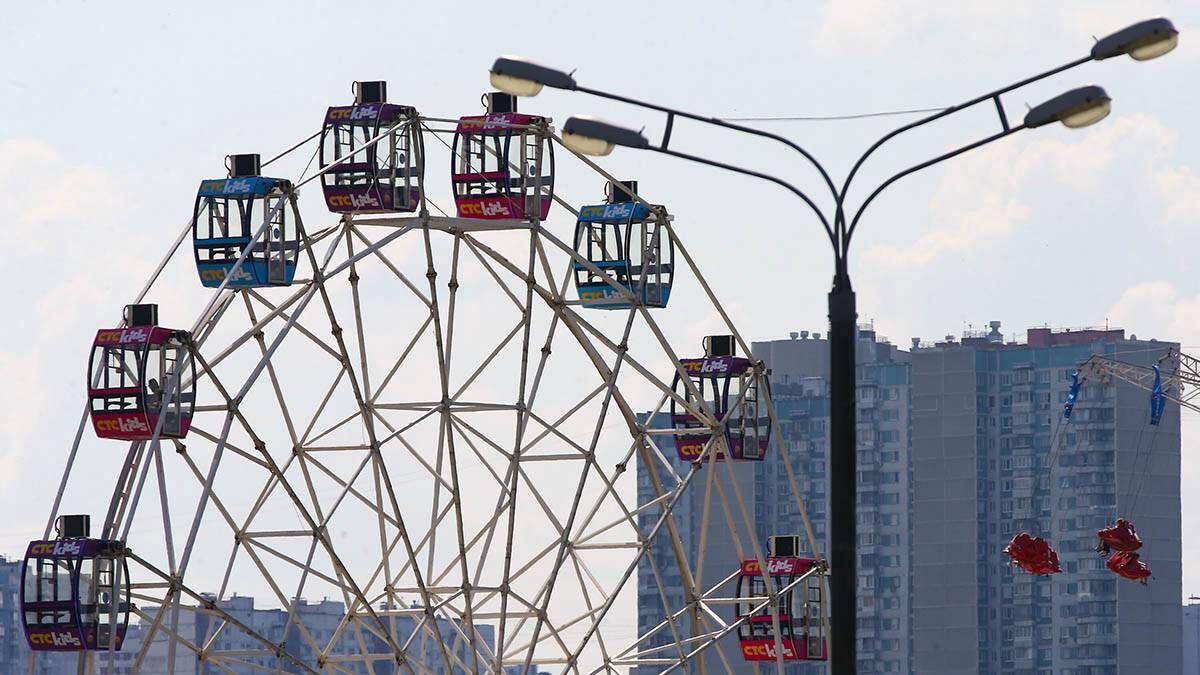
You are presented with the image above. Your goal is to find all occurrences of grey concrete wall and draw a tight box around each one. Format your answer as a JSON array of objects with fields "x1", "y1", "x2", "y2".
[{"x1": 911, "y1": 348, "x2": 980, "y2": 673}]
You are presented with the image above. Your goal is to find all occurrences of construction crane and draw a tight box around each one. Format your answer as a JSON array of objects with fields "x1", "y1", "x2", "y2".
[{"x1": 1077, "y1": 347, "x2": 1200, "y2": 414}]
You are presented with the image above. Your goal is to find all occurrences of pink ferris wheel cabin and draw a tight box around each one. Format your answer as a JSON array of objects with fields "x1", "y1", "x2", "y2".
[
  {"x1": 451, "y1": 92, "x2": 555, "y2": 221},
  {"x1": 319, "y1": 80, "x2": 424, "y2": 215},
  {"x1": 87, "y1": 304, "x2": 195, "y2": 441}
]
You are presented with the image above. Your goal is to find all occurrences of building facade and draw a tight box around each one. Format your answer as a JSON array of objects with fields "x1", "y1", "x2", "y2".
[
  {"x1": 755, "y1": 328, "x2": 914, "y2": 674},
  {"x1": 910, "y1": 326, "x2": 1182, "y2": 674}
]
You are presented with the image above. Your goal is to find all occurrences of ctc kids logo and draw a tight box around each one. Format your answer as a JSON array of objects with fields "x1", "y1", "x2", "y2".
[
  {"x1": 741, "y1": 558, "x2": 800, "y2": 575},
  {"x1": 96, "y1": 328, "x2": 149, "y2": 345},
  {"x1": 459, "y1": 200, "x2": 511, "y2": 217},
  {"x1": 201, "y1": 267, "x2": 254, "y2": 284},
  {"x1": 29, "y1": 630, "x2": 82, "y2": 649},
  {"x1": 682, "y1": 358, "x2": 729, "y2": 375},
  {"x1": 328, "y1": 193, "x2": 381, "y2": 209},
  {"x1": 328, "y1": 105, "x2": 379, "y2": 121},
  {"x1": 30, "y1": 540, "x2": 83, "y2": 556},
  {"x1": 677, "y1": 442, "x2": 706, "y2": 459},
  {"x1": 96, "y1": 416, "x2": 149, "y2": 434},
  {"x1": 741, "y1": 641, "x2": 796, "y2": 660}
]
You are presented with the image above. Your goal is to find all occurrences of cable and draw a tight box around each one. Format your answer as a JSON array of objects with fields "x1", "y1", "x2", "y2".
[
  {"x1": 720, "y1": 107, "x2": 948, "y2": 122},
  {"x1": 1129, "y1": 415, "x2": 1164, "y2": 519}
]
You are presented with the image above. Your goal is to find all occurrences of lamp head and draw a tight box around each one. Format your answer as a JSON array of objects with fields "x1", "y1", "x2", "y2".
[
  {"x1": 1091, "y1": 18, "x2": 1179, "y2": 61},
  {"x1": 1023, "y1": 86, "x2": 1111, "y2": 129},
  {"x1": 490, "y1": 56, "x2": 578, "y2": 97},
  {"x1": 562, "y1": 116, "x2": 650, "y2": 156}
]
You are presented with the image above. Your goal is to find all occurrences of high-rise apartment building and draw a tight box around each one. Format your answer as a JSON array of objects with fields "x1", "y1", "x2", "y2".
[
  {"x1": 910, "y1": 326, "x2": 1181, "y2": 674},
  {"x1": 755, "y1": 328, "x2": 914, "y2": 674}
]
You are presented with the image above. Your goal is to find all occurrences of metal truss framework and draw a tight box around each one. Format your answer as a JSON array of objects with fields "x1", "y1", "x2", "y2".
[
  {"x1": 1079, "y1": 347, "x2": 1200, "y2": 414},
  {"x1": 43, "y1": 114, "x2": 826, "y2": 675}
]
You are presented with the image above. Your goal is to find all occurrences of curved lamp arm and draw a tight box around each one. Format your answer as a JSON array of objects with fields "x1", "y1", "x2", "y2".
[
  {"x1": 644, "y1": 145, "x2": 836, "y2": 254},
  {"x1": 572, "y1": 84, "x2": 840, "y2": 212},
  {"x1": 836, "y1": 56, "x2": 1091, "y2": 245},
  {"x1": 842, "y1": 124, "x2": 1027, "y2": 270}
]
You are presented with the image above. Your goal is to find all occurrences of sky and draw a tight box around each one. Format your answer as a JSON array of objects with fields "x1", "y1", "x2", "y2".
[{"x1": 1, "y1": 0, "x2": 1199, "y2": 642}]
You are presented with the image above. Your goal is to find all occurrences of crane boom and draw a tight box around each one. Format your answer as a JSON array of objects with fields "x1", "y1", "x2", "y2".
[{"x1": 1077, "y1": 347, "x2": 1200, "y2": 415}]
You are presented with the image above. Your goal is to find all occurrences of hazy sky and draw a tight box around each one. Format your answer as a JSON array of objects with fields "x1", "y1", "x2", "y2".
[{"x1": 2, "y1": 0, "x2": 1199, "y2": 612}]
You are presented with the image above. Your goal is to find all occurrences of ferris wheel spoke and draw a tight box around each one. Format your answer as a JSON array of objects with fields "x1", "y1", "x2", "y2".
[
  {"x1": 367, "y1": 408, "x2": 455, "y2": 491},
  {"x1": 303, "y1": 452, "x2": 402, "y2": 529},
  {"x1": 298, "y1": 368, "x2": 348, "y2": 446},
  {"x1": 368, "y1": 313, "x2": 433, "y2": 405},
  {"x1": 241, "y1": 293, "x2": 301, "y2": 445},
  {"x1": 458, "y1": 235, "x2": 529, "y2": 312},
  {"x1": 513, "y1": 295, "x2": 643, "y2": 673},
  {"x1": 200, "y1": 284, "x2": 324, "y2": 371},
  {"x1": 125, "y1": 551, "x2": 322, "y2": 675},
  {"x1": 415, "y1": 220, "x2": 490, "y2": 673},
  {"x1": 447, "y1": 318, "x2": 527, "y2": 401},
  {"x1": 633, "y1": 545, "x2": 691, "y2": 667},
  {"x1": 203, "y1": 409, "x2": 406, "y2": 666},
  {"x1": 520, "y1": 401, "x2": 606, "y2": 457},
  {"x1": 103, "y1": 441, "x2": 148, "y2": 538},
  {"x1": 565, "y1": 550, "x2": 614, "y2": 668},
  {"x1": 347, "y1": 224, "x2": 433, "y2": 307},
  {"x1": 184, "y1": 424, "x2": 271, "y2": 470},
  {"x1": 244, "y1": 287, "x2": 344, "y2": 363}
]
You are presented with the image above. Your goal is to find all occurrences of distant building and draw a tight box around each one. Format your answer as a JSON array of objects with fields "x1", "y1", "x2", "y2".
[
  {"x1": 1185, "y1": 600, "x2": 1200, "y2": 675},
  {"x1": 754, "y1": 327, "x2": 913, "y2": 674},
  {"x1": 0, "y1": 556, "x2": 27, "y2": 672},
  {"x1": 0, "y1": 555, "x2": 499, "y2": 674},
  {"x1": 910, "y1": 325, "x2": 1182, "y2": 673}
]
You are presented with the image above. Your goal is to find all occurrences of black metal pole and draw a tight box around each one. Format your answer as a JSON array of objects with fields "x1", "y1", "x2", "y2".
[{"x1": 828, "y1": 268, "x2": 857, "y2": 675}]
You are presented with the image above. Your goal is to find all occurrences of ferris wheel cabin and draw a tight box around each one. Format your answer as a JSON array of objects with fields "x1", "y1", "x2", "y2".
[
  {"x1": 735, "y1": 535, "x2": 827, "y2": 662},
  {"x1": 573, "y1": 180, "x2": 674, "y2": 309},
  {"x1": 452, "y1": 92, "x2": 554, "y2": 220},
  {"x1": 320, "y1": 80, "x2": 424, "y2": 214},
  {"x1": 88, "y1": 304, "x2": 195, "y2": 441},
  {"x1": 192, "y1": 153, "x2": 300, "y2": 288},
  {"x1": 670, "y1": 335, "x2": 771, "y2": 462},
  {"x1": 21, "y1": 515, "x2": 130, "y2": 652}
]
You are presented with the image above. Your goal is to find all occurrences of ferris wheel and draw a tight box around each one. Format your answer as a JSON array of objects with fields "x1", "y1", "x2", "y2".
[{"x1": 25, "y1": 80, "x2": 827, "y2": 674}]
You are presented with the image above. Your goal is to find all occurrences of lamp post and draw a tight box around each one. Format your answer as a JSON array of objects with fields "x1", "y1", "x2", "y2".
[{"x1": 489, "y1": 17, "x2": 1177, "y2": 674}]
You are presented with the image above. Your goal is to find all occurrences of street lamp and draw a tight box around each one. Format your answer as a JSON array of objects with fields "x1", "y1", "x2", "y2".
[
  {"x1": 561, "y1": 115, "x2": 647, "y2": 156},
  {"x1": 1024, "y1": 85, "x2": 1112, "y2": 129},
  {"x1": 493, "y1": 17, "x2": 1177, "y2": 675},
  {"x1": 490, "y1": 56, "x2": 578, "y2": 96},
  {"x1": 1091, "y1": 17, "x2": 1179, "y2": 61}
]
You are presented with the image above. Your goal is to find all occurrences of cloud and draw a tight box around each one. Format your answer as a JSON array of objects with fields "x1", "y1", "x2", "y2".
[
  {"x1": 1107, "y1": 281, "x2": 1200, "y2": 347},
  {"x1": 0, "y1": 139, "x2": 145, "y2": 493},
  {"x1": 0, "y1": 138, "x2": 120, "y2": 252},
  {"x1": 858, "y1": 113, "x2": 1178, "y2": 270},
  {"x1": 1151, "y1": 165, "x2": 1200, "y2": 238}
]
